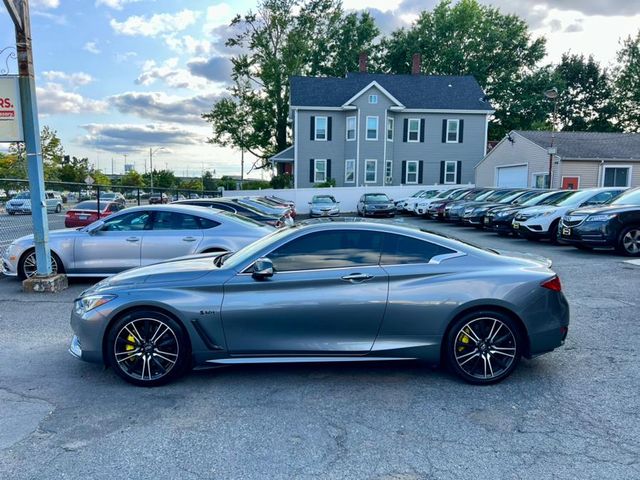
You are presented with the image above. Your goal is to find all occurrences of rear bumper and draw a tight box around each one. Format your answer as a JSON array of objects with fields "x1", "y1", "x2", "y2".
[{"x1": 523, "y1": 291, "x2": 570, "y2": 358}]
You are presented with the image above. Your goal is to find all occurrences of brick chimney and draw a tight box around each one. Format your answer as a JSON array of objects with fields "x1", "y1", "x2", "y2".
[
  {"x1": 412, "y1": 53, "x2": 421, "y2": 75},
  {"x1": 359, "y1": 52, "x2": 368, "y2": 73}
]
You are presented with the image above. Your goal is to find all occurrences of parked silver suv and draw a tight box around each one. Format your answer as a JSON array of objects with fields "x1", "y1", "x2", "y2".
[{"x1": 6, "y1": 190, "x2": 63, "y2": 215}]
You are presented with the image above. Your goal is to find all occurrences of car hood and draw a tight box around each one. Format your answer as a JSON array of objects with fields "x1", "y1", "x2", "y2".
[
  {"x1": 518, "y1": 205, "x2": 558, "y2": 216},
  {"x1": 93, "y1": 253, "x2": 226, "y2": 289},
  {"x1": 13, "y1": 228, "x2": 88, "y2": 245},
  {"x1": 568, "y1": 204, "x2": 639, "y2": 215}
]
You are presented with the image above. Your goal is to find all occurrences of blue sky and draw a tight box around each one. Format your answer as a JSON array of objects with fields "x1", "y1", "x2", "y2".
[{"x1": 1, "y1": 0, "x2": 639, "y2": 178}]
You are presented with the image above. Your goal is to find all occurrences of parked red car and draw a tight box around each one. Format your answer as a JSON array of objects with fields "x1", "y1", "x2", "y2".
[{"x1": 64, "y1": 201, "x2": 125, "y2": 228}]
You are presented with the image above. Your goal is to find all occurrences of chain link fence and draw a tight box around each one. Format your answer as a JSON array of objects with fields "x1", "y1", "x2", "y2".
[{"x1": 0, "y1": 178, "x2": 222, "y2": 257}]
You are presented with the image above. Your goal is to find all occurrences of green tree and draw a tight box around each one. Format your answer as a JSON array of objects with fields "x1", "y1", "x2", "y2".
[
  {"x1": 89, "y1": 169, "x2": 111, "y2": 187},
  {"x1": 143, "y1": 169, "x2": 178, "y2": 189},
  {"x1": 380, "y1": 0, "x2": 547, "y2": 139},
  {"x1": 58, "y1": 156, "x2": 90, "y2": 183},
  {"x1": 204, "y1": 0, "x2": 378, "y2": 168},
  {"x1": 202, "y1": 171, "x2": 219, "y2": 191},
  {"x1": 614, "y1": 31, "x2": 640, "y2": 132},
  {"x1": 0, "y1": 152, "x2": 24, "y2": 179},
  {"x1": 120, "y1": 170, "x2": 146, "y2": 187},
  {"x1": 9, "y1": 125, "x2": 65, "y2": 180},
  {"x1": 553, "y1": 53, "x2": 620, "y2": 132},
  {"x1": 180, "y1": 178, "x2": 204, "y2": 191}
]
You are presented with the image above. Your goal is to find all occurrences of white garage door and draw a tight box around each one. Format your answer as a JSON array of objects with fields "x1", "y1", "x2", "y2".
[{"x1": 496, "y1": 165, "x2": 527, "y2": 187}]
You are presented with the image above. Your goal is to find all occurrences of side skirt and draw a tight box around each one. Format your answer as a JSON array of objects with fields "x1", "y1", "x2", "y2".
[{"x1": 206, "y1": 356, "x2": 416, "y2": 365}]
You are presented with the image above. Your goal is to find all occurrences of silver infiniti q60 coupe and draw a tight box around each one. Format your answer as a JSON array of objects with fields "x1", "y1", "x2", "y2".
[
  {"x1": 69, "y1": 221, "x2": 569, "y2": 386},
  {"x1": 2, "y1": 205, "x2": 274, "y2": 279}
]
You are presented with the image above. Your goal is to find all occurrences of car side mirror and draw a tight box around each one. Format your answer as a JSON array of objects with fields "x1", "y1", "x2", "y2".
[
  {"x1": 87, "y1": 220, "x2": 105, "y2": 235},
  {"x1": 252, "y1": 257, "x2": 274, "y2": 280}
]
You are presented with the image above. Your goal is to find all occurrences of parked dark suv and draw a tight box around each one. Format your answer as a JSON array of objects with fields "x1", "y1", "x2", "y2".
[
  {"x1": 559, "y1": 187, "x2": 640, "y2": 256},
  {"x1": 149, "y1": 192, "x2": 169, "y2": 204}
]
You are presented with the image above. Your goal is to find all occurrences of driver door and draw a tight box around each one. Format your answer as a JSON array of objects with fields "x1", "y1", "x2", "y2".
[
  {"x1": 72, "y1": 210, "x2": 151, "y2": 273},
  {"x1": 221, "y1": 229, "x2": 389, "y2": 354}
]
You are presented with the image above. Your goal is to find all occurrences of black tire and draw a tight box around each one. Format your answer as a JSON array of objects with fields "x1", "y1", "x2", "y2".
[
  {"x1": 106, "y1": 310, "x2": 190, "y2": 387},
  {"x1": 497, "y1": 231, "x2": 510, "y2": 237},
  {"x1": 8, "y1": 211, "x2": 15, "y2": 215},
  {"x1": 575, "y1": 244, "x2": 593, "y2": 251},
  {"x1": 548, "y1": 220, "x2": 560, "y2": 245},
  {"x1": 445, "y1": 310, "x2": 522, "y2": 385},
  {"x1": 17, "y1": 249, "x2": 63, "y2": 280},
  {"x1": 616, "y1": 226, "x2": 640, "y2": 257},
  {"x1": 55, "y1": 204, "x2": 62, "y2": 213}
]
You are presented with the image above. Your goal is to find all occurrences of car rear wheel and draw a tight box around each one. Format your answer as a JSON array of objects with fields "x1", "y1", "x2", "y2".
[
  {"x1": 617, "y1": 226, "x2": 640, "y2": 256},
  {"x1": 55, "y1": 204, "x2": 62, "y2": 213},
  {"x1": 548, "y1": 220, "x2": 560, "y2": 244},
  {"x1": 107, "y1": 311, "x2": 190, "y2": 387},
  {"x1": 18, "y1": 249, "x2": 63, "y2": 280},
  {"x1": 446, "y1": 311, "x2": 522, "y2": 385}
]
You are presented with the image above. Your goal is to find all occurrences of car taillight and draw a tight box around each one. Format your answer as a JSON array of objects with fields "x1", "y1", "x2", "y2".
[{"x1": 541, "y1": 276, "x2": 562, "y2": 292}]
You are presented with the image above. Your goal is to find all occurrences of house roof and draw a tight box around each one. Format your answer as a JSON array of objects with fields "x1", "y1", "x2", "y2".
[
  {"x1": 515, "y1": 131, "x2": 640, "y2": 160},
  {"x1": 269, "y1": 145, "x2": 294, "y2": 163},
  {"x1": 290, "y1": 72, "x2": 492, "y2": 111}
]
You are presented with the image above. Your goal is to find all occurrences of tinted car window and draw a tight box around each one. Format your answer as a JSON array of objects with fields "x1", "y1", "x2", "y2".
[
  {"x1": 269, "y1": 230, "x2": 384, "y2": 272},
  {"x1": 611, "y1": 188, "x2": 640, "y2": 206},
  {"x1": 364, "y1": 194, "x2": 390, "y2": 203},
  {"x1": 585, "y1": 190, "x2": 621, "y2": 205},
  {"x1": 152, "y1": 212, "x2": 201, "y2": 230},
  {"x1": 103, "y1": 211, "x2": 151, "y2": 231},
  {"x1": 380, "y1": 233, "x2": 455, "y2": 265},
  {"x1": 197, "y1": 217, "x2": 221, "y2": 229}
]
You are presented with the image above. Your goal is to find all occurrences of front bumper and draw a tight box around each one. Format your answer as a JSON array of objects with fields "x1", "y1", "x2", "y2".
[
  {"x1": 69, "y1": 305, "x2": 111, "y2": 364},
  {"x1": 310, "y1": 209, "x2": 340, "y2": 217},
  {"x1": 363, "y1": 208, "x2": 396, "y2": 216},
  {"x1": 558, "y1": 220, "x2": 616, "y2": 247},
  {"x1": 1, "y1": 247, "x2": 19, "y2": 276},
  {"x1": 462, "y1": 214, "x2": 485, "y2": 226}
]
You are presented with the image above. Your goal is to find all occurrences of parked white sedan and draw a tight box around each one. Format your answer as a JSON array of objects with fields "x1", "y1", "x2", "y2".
[
  {"x1": 512, "y1": 188, "x2": 625, "y2": 242},
  {"x1": 2, "y1": 205, "x2": 274, "y2": 279}
]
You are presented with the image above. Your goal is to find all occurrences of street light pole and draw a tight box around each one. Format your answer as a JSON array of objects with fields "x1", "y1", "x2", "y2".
[
  {"x1": 544, "y1": 87, "x2": 559, "y2": 189},
  {"x1": 3, "y1": 0, "x2": 52, "y2": 277},
  {"x1": 149, "y1": 146, "x2": 166, "y2": 192}
]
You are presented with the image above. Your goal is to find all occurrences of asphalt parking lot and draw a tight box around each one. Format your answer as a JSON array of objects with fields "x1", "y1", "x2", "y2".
[{"x1": 0, "y1": 216, "x2": 639, "y2": 480}]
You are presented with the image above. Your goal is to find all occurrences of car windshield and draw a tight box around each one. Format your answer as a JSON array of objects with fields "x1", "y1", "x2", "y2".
[
  {"x1": 555, "y1": 190, "x2": 595, "y2": 206},
  {"x1": 474, "y1": 190, "x2": 496, "y2": 201},
  {"x1": 411, "y1": 191, "x2": 425, "y2": 198},
  {"x1": 313, "y1": 196, "x2": 335, "y2": 204},
  {"x1": 14, "y1": 192, "x2": 30, "y2": 199},
  {"x1": 364, "y1": 194, "x2": 390, "y2": 203},
  {"x1": 461, "y1": 190, "x2": 488, "y2": 201},
  {"x1": 610, "y1": 188, "x2": 640, "y2": 206},
  {"x1": 485, "y1": 190, "x2": 515, "y2": 202},
  {"x1": 450, "y1": 189, "x2": 473, "y2": 200},
  {"x1": 499, "y1": 191, "x2": 526, "y2": 203},
  {"x1": 75, "y1": 201, "x2": 110, "y2": 210},
  {"x1": 215, "y1": 210, "x2": 268, "y2": 228}
]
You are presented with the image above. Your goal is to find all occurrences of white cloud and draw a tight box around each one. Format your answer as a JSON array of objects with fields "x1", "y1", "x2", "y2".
[
  {"x1": 116, "y1": 51, "x2": 138, "y2": 63},
  {"x1": 79, "y1": 123, "x2": 202, "y2": 152},
  {"x1": 41, "y1": 71, "x2": 94, "y2": 87},
  {"x1": 32, "y1": 0, "x2": 60, "y2": 8},
  {"x1": 165, "y1": 35, "x2": 215, "y2": 56},
  {"x1": 109, "y1": 91, "x2": 222, "y2": 124},
  {"x1": 83, "y1": 41, "x2": 101, "y2": 54},
  {"x1": 110, "y1": 9, "x2": 200, "y2": 37},
  {"x1": 203, "y1": 3, "x2": 235, "y2": 33},
  {"x1": 36, "y1": 83, "x2": 107, "y2": 115},
  {"x1": 136, "y1": 58, "x2": 212, "y2": 90},
  {"x1": 95, "y1": 0, "x2": 149, "y2": 10}
]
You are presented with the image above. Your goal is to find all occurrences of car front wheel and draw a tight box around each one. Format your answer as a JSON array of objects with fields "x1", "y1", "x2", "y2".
[
  {"x1": 617, "y1": 226, "x2": 640, "y2": 256},
  {"x1": 107, "y1": 310, "x2": 190, "y2": 386},
  {"x1": 446, "y1": 311, "x2": 522, "y2": 385},
  {"x1": 18, "y1": 249, "x2": 63, "y2": 280}
]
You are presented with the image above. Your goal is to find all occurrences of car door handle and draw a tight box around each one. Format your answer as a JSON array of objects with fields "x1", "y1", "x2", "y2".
[
  {"x1": 341, "y1": 273, "x2": 374, "y2": 283},
  {"x1": 182, "y1": 236, "x2": 198, "y2": 242},
  {"x1": 126, "y1": 237, "x2": 139, "y2": 243}
]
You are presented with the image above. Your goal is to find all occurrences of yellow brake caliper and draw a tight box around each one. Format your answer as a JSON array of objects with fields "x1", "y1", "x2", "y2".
[
  {"x1": 126, "y1": 334, "x2": 136, "y2": 361},
  {"x1": 458, "y1": 328, "x2": 471, "y2": 352}
]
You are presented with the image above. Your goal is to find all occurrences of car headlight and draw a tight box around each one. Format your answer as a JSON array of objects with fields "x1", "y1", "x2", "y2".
[
  {"x1": 586, "y1": 214, "x2": 617, "y2": 222},
  {"x1": 74, "y1": 294, "x2": 116, "y2": 315}
]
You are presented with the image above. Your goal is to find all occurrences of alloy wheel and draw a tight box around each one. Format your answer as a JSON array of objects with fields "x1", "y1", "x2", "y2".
[
  {"x1": 114, "y1": 317, "x2": 180, "y2": 382},
  {"x1": 622, "y1": 228, "x2": 640, "y2": 255},
  {"x1": 453, "y1": 317, "x2": 517, "y2": 381},
  {"x1": 21, "y1": 251, "x2": 58, "y2": 279}
]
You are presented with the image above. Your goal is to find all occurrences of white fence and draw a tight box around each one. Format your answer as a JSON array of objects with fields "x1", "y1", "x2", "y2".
[{"x1": 223, "y1": 184, "x2": 474, "y2": 214}]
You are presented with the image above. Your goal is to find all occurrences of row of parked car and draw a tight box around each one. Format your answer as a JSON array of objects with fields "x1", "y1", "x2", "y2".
[{"x1": 395, "y1": 186, "x2": 640, "y2": 256}]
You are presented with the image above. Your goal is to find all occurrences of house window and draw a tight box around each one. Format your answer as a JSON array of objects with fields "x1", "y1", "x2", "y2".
[
  {"x1": 314, "y1": 159, "x2": 327, "y2": 183},
  {"x1": 365, "y1": 159, "x2": 377, "y2": 183},
  {"x1": 314, "y1": 116, "x2": 327, "y2": 141},
  {"x1": 603, "y1": 166, "x2": 631, "y2": 187},
  {"x1": 345, "y1": 159, "x2": 355, "y2": 183},
  {"x1": 533, "y1": 173, "x2": 549, "y2": 188},
  {"x1": 385, "y1": 160, "x2": 393, "y2": 184},
  {"x1": 387, "y1": 117, "x2": 394, "y2": 141},
  {"x1": 446, "y1": 119, "x2": 459, "y2": 143},
  {"x1": 346, "y1": 116, "x2": 356, "y2": 141},
  {"x1": 406, "y1": 161, "x2": 419, "y2": 184},
  {"x1": 369, "y1": 94, "x2": 378, "y2": 104},
  {"x1": 444, "y1": 161, "x2": 457, "y2": 184},
  {"x1": 408, "y1": 118, "x2": 420, "y2": 142},
  {"x1": 366, "y1": 116, "x2": 378, "y2": 140}
]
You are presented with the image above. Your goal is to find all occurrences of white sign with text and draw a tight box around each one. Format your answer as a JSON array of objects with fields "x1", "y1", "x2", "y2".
[{"x1": 0, "y1": 76, "x2": 24, "y2": 142}]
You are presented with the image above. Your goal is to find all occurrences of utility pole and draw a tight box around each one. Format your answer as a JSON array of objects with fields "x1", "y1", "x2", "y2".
[{"x1": 3, "y1": 0, "x2": 52, "y2": 277}]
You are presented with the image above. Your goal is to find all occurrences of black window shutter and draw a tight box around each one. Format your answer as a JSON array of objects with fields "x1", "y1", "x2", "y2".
[
  {"x1": 420, "y1": 119, "x2": 425, "y2": 142},
  {"x1": 458, "y1": 120, "x2": 464, "y2": 143},
  {"x1": 456, "y1": 161, "x2": 462, "y2": 183},
  {"x1": 403, "y1": 119, "x2": 408, "y2": 142},
  {"x1": 441, "y1": 119, "x2": 447, "y2": 143},
  {"x1": 327, "y1": 159, "x2": 332, "y2": 180},
  {"x1": 327, "y1": 117, "x2": 332, "y2": 141},
  {"x1": 418, "y1": 161, "x2": 424, "y2": 184},
  {"x1": 439, "y1": 161, "x2": 445, "y2": 183},
  {"x1": 309, "y1": 159, "x2": 314, "y2": 183},
  {"x1": 310, "y1": 116, "x2": 315, "y2": 141},
  {"x1": 401, "y1": 161, "x2": 407, "y2": 184}
]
